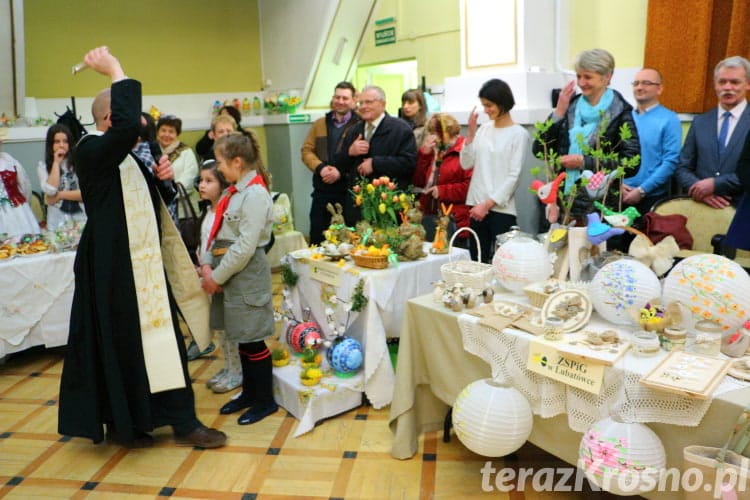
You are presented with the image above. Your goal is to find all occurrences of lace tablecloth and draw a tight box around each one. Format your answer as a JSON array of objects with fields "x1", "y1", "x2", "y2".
[{"x1": 459, "y1": 309, "x2": 750, "y2": 432}]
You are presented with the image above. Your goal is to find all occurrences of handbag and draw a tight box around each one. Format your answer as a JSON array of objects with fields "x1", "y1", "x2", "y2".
[
  {"x1": 175, "y1": 182, "x2": 201, "y2": 254},
  {"x1": 644, "y1": 211, "x2": 694, "y2": 250},
  {"x1": 683, "y1": 406, "x2": 750, "y2": 499}
]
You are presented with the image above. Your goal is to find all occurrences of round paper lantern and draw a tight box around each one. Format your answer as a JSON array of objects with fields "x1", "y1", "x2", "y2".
[
  {"x1": 326, "y1": 336, "x2": 363, "y2": 377},
  {"x1": 662, "y1": 253, "x2": 750, "y2": 333},
  {"x1": 452, "y1": 379, "x2": 532, "y2": 457},
  {"x1": 589, "y1": 259, "x2": 661, "y2": 325},
  {"x1": 578, "y1": 417, "x2": 666, "y2": 496},
  {"x1": 493, "y1": 237, "x2": 551, "y2": 293},
  {"x1": 285, "y1": 321, "x2": 323, "y2": 353}
]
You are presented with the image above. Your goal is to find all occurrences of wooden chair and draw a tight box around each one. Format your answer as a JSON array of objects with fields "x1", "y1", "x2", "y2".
[{"x1": 651, "y1": 195, "x2": 750, "y2": 268}]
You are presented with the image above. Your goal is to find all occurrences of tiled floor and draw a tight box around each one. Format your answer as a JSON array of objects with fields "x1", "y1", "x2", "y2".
[{"x1": 0, "y1": 273, "x2": 631, "y2": 499}]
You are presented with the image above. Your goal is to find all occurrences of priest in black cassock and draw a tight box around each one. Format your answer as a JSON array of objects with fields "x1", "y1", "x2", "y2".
[{"x1": 58, "y1": 46, "x2": 226, "y2": 449}]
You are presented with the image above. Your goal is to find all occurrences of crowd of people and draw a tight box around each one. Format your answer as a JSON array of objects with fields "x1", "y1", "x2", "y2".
[
  {"x1": 3, "y1": 44, "x2": 750, "y2": 450},
  {"x1": 303, "y1": 49, "x2": 750, "y2": 261}
]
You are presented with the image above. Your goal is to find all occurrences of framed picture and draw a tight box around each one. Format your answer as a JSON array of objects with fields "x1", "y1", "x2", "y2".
[{"x1": 640, "y1": 351, "x2": 732, "y2": 399}]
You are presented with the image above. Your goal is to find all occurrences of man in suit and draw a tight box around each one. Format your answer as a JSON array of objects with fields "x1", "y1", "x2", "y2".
[
  {"x1": 674, "y1": 56, "x2": 750, "y2": 209},
  {"x1": 334, "y1": 85, "x2": 417, "y2": 225}
]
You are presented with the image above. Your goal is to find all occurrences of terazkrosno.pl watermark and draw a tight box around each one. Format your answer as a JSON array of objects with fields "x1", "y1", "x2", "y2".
[{"x1": 480, "y1": 461, "x2": 749, "y2": 495}]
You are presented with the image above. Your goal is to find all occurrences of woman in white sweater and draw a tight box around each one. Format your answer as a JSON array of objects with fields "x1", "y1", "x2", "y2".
[{"x1": 460, "y1": 79, "x2": 531, "y2": 263}]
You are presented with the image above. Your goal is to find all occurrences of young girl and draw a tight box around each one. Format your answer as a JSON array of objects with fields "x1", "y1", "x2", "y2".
[
  {"x1": 37, "y1": 124, "x2": 86, "y2": 230},
  {"x1": 200, "y1": 132, "x2": 277, "y2": 425},
  {"x1": 0, "y1": 129, "x2": 40, "y2": 236},
  {"x1": 189, "y1": 160, "x2": 242, "y2": 395}
]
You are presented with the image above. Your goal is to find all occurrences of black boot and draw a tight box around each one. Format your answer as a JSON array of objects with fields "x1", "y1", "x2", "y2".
[
  {"x1": 219, "y1": 347, "x2": 255, "y2": 415},
  {"x1": 238, "y1": 348, "x2": 278, "y2": 425}
]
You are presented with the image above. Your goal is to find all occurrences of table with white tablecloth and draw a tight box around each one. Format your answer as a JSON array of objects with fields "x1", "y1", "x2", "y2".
[
  {"x1": 0, "y1": 252, "x2": 75, "y2": 358},
  {"x1": 284, "y1": 243, "x2": 470, "y2": 409},
  {"x1": 389, "y1": 292, "x2": 750, "y2": 500}
]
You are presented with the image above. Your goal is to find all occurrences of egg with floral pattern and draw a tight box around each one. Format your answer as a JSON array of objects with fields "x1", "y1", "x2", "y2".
[
  {"x1": 662, "y1": 253, "x2": 750, "y2": 333},
  {"x1": 589, "y1": 259, "x2": 661, "y2": 325}
]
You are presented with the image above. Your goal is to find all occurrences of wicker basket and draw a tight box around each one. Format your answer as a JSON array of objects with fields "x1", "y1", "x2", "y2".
[
  {"x1": 351, "y1": 252, "x2": 388, "y2": 269},
  {"x1": 441, "y1": 227, "x2": 495, "y2": 292},
  {"x1": 523, "y1": 285, "x2": 550, "y2": 308}
]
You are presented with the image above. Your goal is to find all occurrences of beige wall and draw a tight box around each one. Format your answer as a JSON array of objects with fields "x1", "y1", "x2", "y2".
[
  {"x1": 358, "y1": 0, "x2": 648, "y2": 88},
  {"x1": 24, "y1": 0, "x2": 262, "y2": 98},
  {"x1": 358, "y1": 0, "x2": 461, "y2": 89}
]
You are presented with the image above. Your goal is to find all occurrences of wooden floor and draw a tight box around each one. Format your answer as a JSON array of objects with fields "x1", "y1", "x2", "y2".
[{"x1": 0, "y1": 273, "x2": 631, "y2": 499}]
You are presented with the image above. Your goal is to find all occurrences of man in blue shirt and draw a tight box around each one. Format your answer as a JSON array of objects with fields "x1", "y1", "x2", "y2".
[{"x1": 622, "y1": 67, "x2": 682, "y2": 214}]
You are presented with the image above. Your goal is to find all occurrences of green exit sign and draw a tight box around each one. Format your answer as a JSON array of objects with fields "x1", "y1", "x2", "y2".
[
  {"x1": 375, "y1": 27, "x2": 396, "y2": 46},
  {"x1": 288, "y1": 114, "x2": 311, "y2": 123}
]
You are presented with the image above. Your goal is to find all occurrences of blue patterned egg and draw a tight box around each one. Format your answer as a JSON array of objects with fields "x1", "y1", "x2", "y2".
[{"x1": 326, "y1": 337, "x2": 363, "y2": 374}]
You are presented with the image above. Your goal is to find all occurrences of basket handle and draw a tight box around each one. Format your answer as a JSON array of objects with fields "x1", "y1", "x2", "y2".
[
  {"x1": 615, "y1": 226, "x2": 653, "y2": 246},
  {"x1": 448, "y1": 227, "x2": 482, "y2": 263}
]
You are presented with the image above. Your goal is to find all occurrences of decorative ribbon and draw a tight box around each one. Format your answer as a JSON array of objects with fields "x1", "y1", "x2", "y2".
[{"x1": 628, "y1": 234, "x2": 679, "y2": 276}]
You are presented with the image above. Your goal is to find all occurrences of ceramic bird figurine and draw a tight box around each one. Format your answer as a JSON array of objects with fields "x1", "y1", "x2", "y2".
[
  {"x1": 586, "y1": 212, "x2": 624, "y2": 245},
  {"x1": 531, "y1": 172, "x2": 566, "y2": 205},
  {"x1": 593, "y1": 201, "x2": 641, "y2": 227}
]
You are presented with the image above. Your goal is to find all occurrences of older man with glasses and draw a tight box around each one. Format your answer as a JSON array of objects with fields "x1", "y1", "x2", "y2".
[
  {"x1": 622, "y1": 68, "x2": 682, "y2": 215},
  {"x1": 334, "y1": 85, "x2": 417, "y2": 225}
]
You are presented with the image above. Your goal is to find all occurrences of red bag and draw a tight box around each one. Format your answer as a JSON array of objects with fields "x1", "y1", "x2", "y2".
[{"x1": 644, "y1": 212, "x2": 693, "y2": 250}]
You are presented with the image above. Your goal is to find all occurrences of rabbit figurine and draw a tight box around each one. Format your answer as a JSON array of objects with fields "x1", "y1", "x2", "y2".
[{"x1": 431, "y1": 203, "x2": 452, "y2": 254}]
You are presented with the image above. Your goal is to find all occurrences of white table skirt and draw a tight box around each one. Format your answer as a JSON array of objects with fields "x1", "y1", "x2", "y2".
[
  {"x1": 0, "y1": 252, "x2": 75, "y2": 358},
  {"x1": 273, "y1": 361, "x2": 364, "y2": 437},
  {"x1": 458, "y1": 294, "x2": 750, "y2": 431},
  {"x1": 286, "y1": 243, "x2": 470, "y2": 409}
]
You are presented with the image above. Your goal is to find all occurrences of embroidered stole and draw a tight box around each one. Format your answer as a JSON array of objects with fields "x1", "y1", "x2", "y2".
[{"x1": 119, "y1": 154, "x2": 210, "y2": 393}]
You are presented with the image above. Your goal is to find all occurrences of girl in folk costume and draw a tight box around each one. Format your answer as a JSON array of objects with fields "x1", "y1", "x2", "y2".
[
  {"x1": 0, "y1": 128, "x2": 40, "y2": 236},
  {"x1": 200, "y1": 132, "x2": 278, "y2": 425},
  {"x1": 193, "y1": 159, "x2": 242, "y2": 393},
  {"x1": 37, "y1": 124, "x2": 86, "y2": 230}
]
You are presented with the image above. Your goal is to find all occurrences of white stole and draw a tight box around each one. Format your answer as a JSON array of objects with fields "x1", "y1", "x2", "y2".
[{"x1": 119, "y1": 154, "x2": 210, "y2": 393}]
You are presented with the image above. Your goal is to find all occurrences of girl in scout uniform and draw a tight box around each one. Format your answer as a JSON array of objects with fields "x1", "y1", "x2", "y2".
[{"x1": 200, "y1": 132, "x2": 277, "y2": 425}]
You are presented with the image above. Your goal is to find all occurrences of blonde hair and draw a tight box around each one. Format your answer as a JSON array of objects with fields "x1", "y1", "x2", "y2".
[
  {"x1": 211, "y1": 113, "x2": 238, "y2": 132},
  {"x1": 214, "y1": 131, "x2": 271, "y2": 190}
]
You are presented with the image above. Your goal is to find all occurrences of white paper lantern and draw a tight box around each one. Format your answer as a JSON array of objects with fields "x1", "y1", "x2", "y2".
[
  {"x1": 452, "y1": 379, "x2": 533, "y2": 457},
  {"x1": 662, "y1": 253, "x2": 750, "y2": 333},
  {"x1": 589, "y1": 259, "x2": 661, "y2": 325},
  {"x1": 493, "y1": 237, "x2": 552, "y2": 294},
  {"x1": 578, "y1": 417, "x2": 666, "y2": 496}
]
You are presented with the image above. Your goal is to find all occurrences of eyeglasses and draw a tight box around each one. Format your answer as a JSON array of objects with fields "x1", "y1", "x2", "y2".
[{"x1": 631, "y1": 80, "x2": 661, "y2": 87}]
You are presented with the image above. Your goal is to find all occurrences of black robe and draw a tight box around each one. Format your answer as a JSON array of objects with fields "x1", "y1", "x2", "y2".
[{"x1": 58, "y1": 79, "x2": 198, "y2": 444}]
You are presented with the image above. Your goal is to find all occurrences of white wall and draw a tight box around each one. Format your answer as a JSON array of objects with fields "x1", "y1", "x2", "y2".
[{"x1": 258, "y1": 0, "x2": 338, "y2": 92}]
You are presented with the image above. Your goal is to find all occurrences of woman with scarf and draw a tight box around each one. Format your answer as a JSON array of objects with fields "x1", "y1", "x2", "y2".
[
  {"x1": 156, "y1": 115, "x2": 199, "y2": 208},
  {"x1": 37, "y1": 124, "x2": 86, "y2": 230},
  {"x1": 534, "y1": 48, "x2": 640, "y2": 226}
]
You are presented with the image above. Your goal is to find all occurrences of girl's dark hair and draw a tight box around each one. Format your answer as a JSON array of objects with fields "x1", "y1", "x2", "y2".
[
  {"x1": 214, "y1": 131, "x2": 271, "y2": 190},
  {"x1": 220, "y1": 105, "x2": 242, "y2": 126},
  {"x1": 401, "y1": 88, "x2": 427, "y2": 128},
  {"x1": 197, "y1": 159, "x2": 230, "y2": 214},
  {"x1": 44, "y1": 124, "x2": 74, "y2": 173},
  {"x1": 478, "y1": 79, "x2": 515, "y2": 114},
  {"x1": 140, "y1": 112, "x2": 156, "y2": 142}
]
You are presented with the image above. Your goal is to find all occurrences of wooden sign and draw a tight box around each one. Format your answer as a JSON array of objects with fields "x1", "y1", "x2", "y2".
[
  {"x1": 527, "y1": 340, "x2": 606, "y2": 394},
  {"x1": 640, "y1": 351, "x2": 732, "y2": 400}
]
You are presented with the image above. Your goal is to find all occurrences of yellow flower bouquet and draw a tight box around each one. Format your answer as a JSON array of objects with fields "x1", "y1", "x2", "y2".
[{"x1": 351, "y1": 176, "x2": 410, "y2": 229}]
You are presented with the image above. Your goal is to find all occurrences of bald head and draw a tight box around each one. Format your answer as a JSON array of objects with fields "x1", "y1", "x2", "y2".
[{"x1": 91, "y1": 88, "x2": 112, "y2": 130}]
